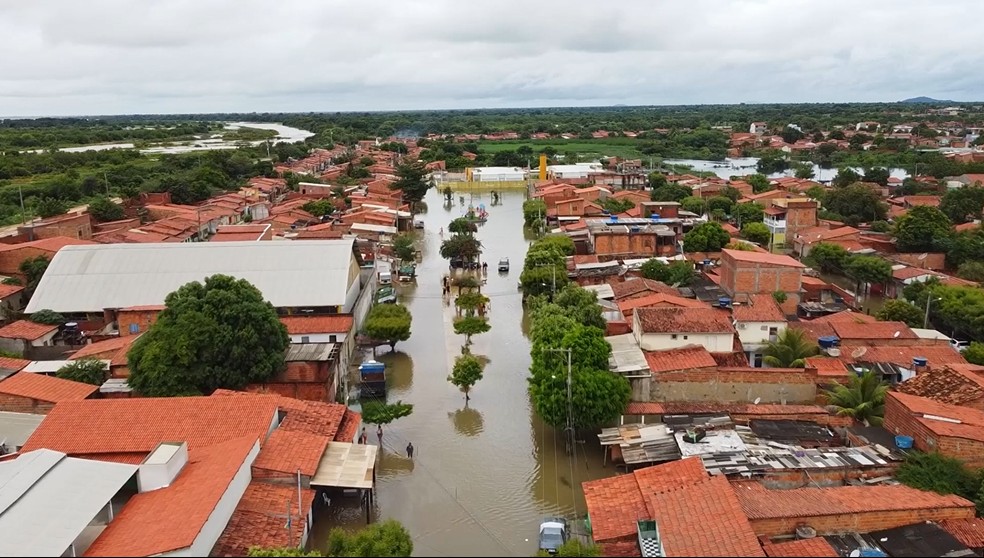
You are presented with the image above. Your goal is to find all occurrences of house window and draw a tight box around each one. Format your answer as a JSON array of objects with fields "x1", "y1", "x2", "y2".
[
  {"x1": 129, "y1": 324, "x2": 140, "y2": 334},
  {"x1": 768, "y1": 327, "x2": 779, "y2": 342},
  {"x1": 329, "y1": 335, "x2": 337, "y2": 343},
  {"x1": 671, "y1": 334, "x2": 678, "y2": 340},
  {"x1": 683, "y1": 335, "x2": 688, "y2": 340},
  {"x1": 301, "y1": 336, "x2": 310, "y2": 344},
  {"x1": 753, "y1": 353, "x2": 764, "y2": 367}
]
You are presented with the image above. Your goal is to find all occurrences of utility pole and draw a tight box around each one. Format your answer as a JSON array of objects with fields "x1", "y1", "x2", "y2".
[
  {"x1": 544, "y1": 347, "x2": 574, "y2": 453},
  {"x1": 924, "y1": 295, "x2": 938, "y2": 329}
]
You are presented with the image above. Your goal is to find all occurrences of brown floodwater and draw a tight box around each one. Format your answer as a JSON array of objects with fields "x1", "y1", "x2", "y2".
[{"x1": 311, "y1": 188, "x2": 612, "y2": 557}]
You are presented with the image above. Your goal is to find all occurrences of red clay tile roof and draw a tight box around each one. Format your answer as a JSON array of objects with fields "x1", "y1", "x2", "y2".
[
  {"x1": 887, "y1": 391, "x2": 984, "y2": 442},
  {"x1": 0, "y1": 283, "x2": 24, "y2": 298},
  {"x1": 840, "y1": 345, "x2": 968, "y2": 367},
  {"x1": 732, "y1": 294, "x2": 785, "y2": 322},
  {"x1": 644, "y1": 345, "x2": 717, "y2": 373},
  {"x1": 939, "y1": 518, "x2": 984, "y2": 549},
  {"x1": 583, "y1": 473, "x2": 648, "y2": 542},
  {"x1": 896, "y1": 365, "x2": 984, "y2": 405},
  {"x1": 904, "y1": 195, "x2": 941, "y2": 207},
  {"x1": 618, "y1": 293, "x2": 707, "y2": 316},
  {"x1": 624, "y1": 402, "x2": 666, "y2": 415},
  {"x1": 598, "y1": 541, "x2": 642, "y2": 557},
  {"x1": 0, "y1": 372, "x2": 98, "y2": 403},
  {"x1": 212, "y1": 482, "x2": 316, "y2": 557},
  {"x1": 735, "y1": 483, "x2": 973, "y2": 520},
  {"x1": 0, "y1": 236, "x2": 95, "y2": 253},
  {"x1": 211, "y1": 390, "x2": 347, "y2": 440},
  {"x1": 811, "y1": 310, "x2": 877, "y2": 324},
  {"x1": 609, "y1": 278, "x2": 679, "y2": 300},
  {"x1": 712, "y1": 350, "x2": 751, "y2": 368},
  {"x1": 75, "y1": 452, "x2": 147, "y2": 465},
  {"x1": 722, "y1": 249, "x2": 805, "y2": 268},
  {"x1": 21, "y1": 395, "x2": 280, "y2": 455},
  {"x1": 0, "y1": 319, "x2": 57, "y2": 340},
  {"x1": 84, "y1": 436, "x2": 259, "y2": 557},
  {"x1": 635, "y1": 307, "x2": 735, "y2": 334},
  {"x1": 279, "y1": 315, "x2": 354, "y2": 335},
  {"x1": 69, "y1": 335, "x2": 137, "y2": 360},
  {"x1": 796, "y1": 226, "x2": 860, "y2": 245},
  {"x1": 646, "y1": 475, "x2": 765, "y2": 557},
  {"x1": 761, "y1": 538, "x2": 838, "y2": 557},
  {"x1": 251, "y1": 428, "x2": 328, "y2": 476},
  {"x1": 0, "y1": 356, "x2": 29, "y2": 371},
  {"x1": 624, "y1": 402, "x2": 834, "y2": 417},
  {"x1": 829, "y1": 320, "x2": 917, "y2": 340},
  {"x1": 892, "y1": 266, "x2": 937, "y2": 281},
  {"x1": 335, "y1": 408, "x2": 361, "y2": 443},
  {"x1": 804, "y1": 357, "x2": 850, "y2": 378}
]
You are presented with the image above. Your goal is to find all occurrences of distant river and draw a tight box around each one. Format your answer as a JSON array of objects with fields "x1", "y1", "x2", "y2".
[{"x1": 664, "y1": 157, "x2": 911, "y2": 182}]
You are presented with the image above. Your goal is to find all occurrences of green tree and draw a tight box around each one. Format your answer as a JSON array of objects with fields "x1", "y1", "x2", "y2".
[
  {"x1": 650, "y1": 184, "x2": 692, "y2": 202},
  {"x1": 940, "y1": 186, "x2": 984, "y2": 224},
  {"x1": 535, "y1": 540, "x2": 602, "y2": 557},
  {"x1": 683, "y1": 222, "x2": 731, "y2": 252},
  {"x1": 448, "y1": 217, "x2": 477, "y2": 235},
  {"x1": 679, "y1": 196, "x2": 706, "y2": 215},
  {"x1": 326, "y1": 519, "x2": 413, "y2": 557},
  {"x1": 823, "y1": 370, "x2": 888, "y2": 426},
  {"x1": 551, "y1": 285, "x2": 607, "y2": 330},
  {"x1": 639, "y1": 259, "x2": 694, "y2": 287},
  {"x1": 523, "y1": 199, "x2": 547, "y2": 227},
  {"x1": 448, "y1": 353, "x2": 484, "y2": 401},
  {"x1": 57, "y1": 358, "x2": 108, "y2": 386},
  {"x1": 706, "y1": 195, "x2": 733, "y2": 215},
  {"x1": 454, "y1": 291, "x2": 489, "y2": 317},
  {"x1": 763, "y1": 328, "x2": 818, "y2": 368},
  {"x1": 363, "y1": 303, "x2": 412, "y2": 349},
  {"x1": 781, "y1": 126, "x2": 805, "y2": 144},
  {"x1": 390, "y1": 160, "x2": 431, "y2": 213},
  {"x1": 947, "y1": 229, "x2": 984, "y2": 268},
  {"x1": 746, "y1": 174, "x2": 772, "y2": 194},
  {"x1": 127, "y1": 275, "x2": 289, "y2": 397},
  {"x1": 439, "y1": 235, "x2": 482, "y2": 263},
  {"x1": 794, "y1": 164, "x2": 815, "y2": 180},
  {"x1": 824, "y1": 184, "x2": 887, "y2": 223},
  {"x1": 719, "y1": 185, "x2": 742, "y2": 202},
  {"x1": 531, "y1": 235, "x2": 575, "y2": 256},
  {"x1": 957, "y1": 261, "x2": 984, "y2": 283},
  {"x1": 247, "y1": 547, "x2": 322, "y2": 557},
  {"x1": 832, "y1": 167, "x2": 861, "y2": 188},
  {"x1": 529, "y1": 368, "x2": 630, "y2": 430},
  {"x1": 805, "y1": 185, "x2": 827, "y2": 202},
  {"x1": 844, "y1": 255, "x2": 892, "y2": 287},
  {"x1": 863, "y1": 167, "x2": 890, "y2": 186},
  {"x1": 301, "y1": 199, "x2": 335, "y2": 218},
  {"x1": 869, "y1": 220, "x2": 891, "y2": 233},
  {"x1": 875, "y1": 299, "x2": 924, "y2": 328},
  {"x1": 741, "y1": 222, "x2": 771, "y2": 245},
  {"x1": 734, "y1": 202, "x2": 764, "y2": 224},
  {"x1": 443, "y1": 185, "x2": 453, "y2": 202},
  {"x1": 601, "y1": 197, "x2": 636, "y2": 214},
  {"x1": 648, "y1": 172, "x2": 668, "y2": 189},
  {"x1": 34, "y1": 196, "x2": 66, "y2": 218},
  {"x1": 806, "y1": 243, "x2": 849, "y2": 273},
  {"x1": 963, "y1": 342, "x2": 984, "y2": 365},
  {"x1": 392, "y1": 234, "x2": 416, "y2": 262},
  {"x1": 87, "y1": 196, "x2": 124, "y2": 222},
  {"x1": 896, "y1": 452, "x2": 980, "y2": 501},
  {"x1": 894, "y1": 205, "x2": 953, "y2": 252},
  {"x1": 772, "y1": 290, "x2": 787, "y2": 305},
  {"x1": 360, "y1": 401, "x2": 413, "y2": 430},
  {"x1": 29, "y1": 308, "x2": 64, "y2": 325},
  {"x1": 453, "y1": 316, "x2": 491, "y2": 344},
  {"x1": 19, "y1": 255, "x2": 49, "y2": 297}
]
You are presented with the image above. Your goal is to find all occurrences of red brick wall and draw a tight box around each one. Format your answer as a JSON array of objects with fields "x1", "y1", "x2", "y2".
[
  {"x1": 937, "y1": 437, "x2": 984, "y2": 468},
  {"x1": 0, "y1": 394, "x2": 55, "y2": 414},
  {"x1": 730, "y1": 411, "x2": 853, "y2": 428},
  {"x1": 784, "y1": 202, "x2": 818, "y2": 238},
  {"x1": 19, "y1": 213, "x2": 92, "y2": 240},
  {"x1": 278, "y1": 362, "x2": 330, "y2": 383},
  {"x1": 882, "y1": 394, "x2": 984, "y2": 467},
  {"x1": 0, "y1": 246, "x2": 55, "y2": 279},
  {"x1": 118, "y1": 309, "x2": 161, "y2": 337},
  {"x1": 594, "y1": 232, "x2": 658, "y2": 257},
  {"x1": 245, "y1": 381, "x2": 332, "y2": 402},
  {"x1": 654, "y1": 368, "x2": 817, "y2": 384},
  {"x1": 651, "y1": 368, "x2": 818, "y2": 403},
  {"x1": 748, "y1": 507, "x2": 974, "y2": 537}
]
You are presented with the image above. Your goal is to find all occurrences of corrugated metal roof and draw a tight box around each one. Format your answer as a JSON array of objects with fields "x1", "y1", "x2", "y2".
[
  {"x1": 285, "y1": 343, "x2": 338, "y2": 362},
  {"x1": 0, "y1": 412, "x2": 44, "y2": 451},
  {"x1": 0, "y1": 449, "x2": 137, "y2": 556},
  {"x1": 26, "y1": 240, "x2": 357, "y2": 313}
]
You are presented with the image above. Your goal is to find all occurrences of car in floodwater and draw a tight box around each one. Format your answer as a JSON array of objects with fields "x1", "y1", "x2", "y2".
[
  {"x1": 538, "y1": 517, "x2": 568, "y2": 555},
  {"x1": 498, "y1": 257, "x2": 510, "y2": 272}
]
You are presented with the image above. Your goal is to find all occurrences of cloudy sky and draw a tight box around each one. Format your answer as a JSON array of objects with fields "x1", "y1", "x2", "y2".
[{"x1": 1, "y1": 0, "x2": 981, "y2": 116}]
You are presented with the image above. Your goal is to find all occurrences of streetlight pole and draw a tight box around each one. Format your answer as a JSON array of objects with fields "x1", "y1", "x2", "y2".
[
  {"x1": 924, "y1": 295, "x2": 939, "y2": 329},
  {"x1": 544, "y1": 347, "x2": 574, "y2": 454}
]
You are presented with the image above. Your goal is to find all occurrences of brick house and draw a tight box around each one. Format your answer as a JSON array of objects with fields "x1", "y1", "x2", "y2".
[
  {"x1": 247, "y1": 343, "x2": 339, "y2": 402},
  {"x1": 0, "y1": 283, "x2": 25, "y2": 321},
  {"x1": 608, "y1": 277, "x2": 679, "y2": 302},
  {"x1": 732, "y1": 294, "x2": 787, "y2": 367},
  {"x1": 117, "y1": 305, "x2": 164, "y2": 336},
  {"x1": 17, "y1": 212, "x2": 93, "y2": 240},
  {"x1": 883, "y1": 391, "x2": 984, "y2": 468},
  {"x1": 0, "y1": 320, "x2": 59, "y2": 356},
  {"x1": 0, "y1": 236, "x2": 95, "y2": 282},
  {"x1": 894, "y1": 364, "x2": 984, "y2": 411},
  {"x1": 0, "y1": 372, "x2": 98, "y2": 413},
  {"x1": 719, "y1": 249, "x2": 804, "y2": 313},
  {"x1": 632, "y1": 307, "x2": 736, "y2": 352},
  {"x1": 68, "y1": 334, "x2": 139, "y2": 379}
]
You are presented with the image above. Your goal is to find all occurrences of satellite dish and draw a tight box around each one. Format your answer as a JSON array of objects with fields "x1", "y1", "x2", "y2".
[
  {"x1": 918, "y1": 253, "x2": 928, "y2": 260},
  {"x1": 850, "y1": 551, "x2": 861, "y2": 558},
  {"x1": 753, "y1": 397, "x2": 762, "y2": 405},
  {"x1": 894, "y1": 331, "x2": 901, "y2": 338},
  {"x1": 852, "y1": 347, "x2": 868, "y2": 359}
]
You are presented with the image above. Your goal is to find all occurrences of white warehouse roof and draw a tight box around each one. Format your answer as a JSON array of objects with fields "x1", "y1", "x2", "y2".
[
  {"x1": 26, "y1": 239, "x2": 358, "y2": 314},
  {"x1": 0, "y1": 449, "x2": 137, "y2": 557}
]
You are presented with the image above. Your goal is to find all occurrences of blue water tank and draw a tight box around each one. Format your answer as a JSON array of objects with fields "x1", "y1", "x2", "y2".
[
  {"x1": 913, "y1": 357, "x2": 928, "y2": 368},
  {"x1": 650, "y1": 213, "x2": 661, "y2": 219},
  {"x1": 359, "y1": 361, "x2": 385, "y2": 374},
  {"x1": 609, "y1": 215, "x2": 619, "y2": 222},
  {"x1": 859, "y1": 549, "x2": 888, "y2": 557},
  {"x1": 818, "y1": 336, "x2": 840, "y2": 349},
  {"x1": 718, "y1": 297, "x2": 731, "y2": 308},
  {"x1": 895, "y1": 435, "x2": 914, "y2": 450},
  {"x1": 630, "y1": 227, "x2": 640, "y2": 233}
]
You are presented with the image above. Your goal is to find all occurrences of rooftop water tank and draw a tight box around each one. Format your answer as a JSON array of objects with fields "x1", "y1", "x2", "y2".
[
  {"x1": 912, "y1": 357, "x2": 928, "y2": 368},
  {"x1": 609, "y1": 215, "x2": 618, "y2": 223},
  {"x1": 718, "y1": 297, "x2": 732, "y2": 308},
  {"x1": 817, "y1": 336, "x2": 840, "y2": 349},
  {"x1": 650, "y1": 213, "x2": 660, "y2": 219}
]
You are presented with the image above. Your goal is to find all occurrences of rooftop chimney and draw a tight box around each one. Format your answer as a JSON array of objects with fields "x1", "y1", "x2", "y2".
[{"x1": 138, "y1": 441, "x2": 189, "y2": 493}]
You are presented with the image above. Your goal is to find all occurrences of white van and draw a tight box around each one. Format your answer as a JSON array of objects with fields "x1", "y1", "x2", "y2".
[{"x1": 378, "y1": 270, "x2": 392, "y2": 285}]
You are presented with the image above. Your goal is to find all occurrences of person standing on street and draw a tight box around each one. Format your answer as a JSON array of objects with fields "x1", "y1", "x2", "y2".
[{"x1": 406, "y1": 442, "x2": 414, "y2": 459}]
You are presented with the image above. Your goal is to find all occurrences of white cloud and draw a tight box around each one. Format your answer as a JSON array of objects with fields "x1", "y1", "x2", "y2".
[{"x1": 0, "y1": 0, "x2": 981, "y2": 115}]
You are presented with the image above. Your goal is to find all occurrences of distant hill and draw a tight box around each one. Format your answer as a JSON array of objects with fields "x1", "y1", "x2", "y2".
[{"x1": 899, "y1": 96, "x2": 954, "y2": 104}]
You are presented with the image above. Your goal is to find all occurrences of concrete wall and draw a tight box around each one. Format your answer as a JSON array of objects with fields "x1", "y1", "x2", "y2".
[
  {"x1": 636, "y1": 331, "x2": 734, "y2": 352},
  {"x1": 736, "y1": 320, "x2": 785, "y2": 347},
  {"x1": 289, "y1": 332, "x2": 346, "y2": 344},
  {"x1": 650, "y1": 368, "x2": 817, "y2": 404},
  {"x1": 747, "y1": 506, "x2": 974, "y2": 538}
]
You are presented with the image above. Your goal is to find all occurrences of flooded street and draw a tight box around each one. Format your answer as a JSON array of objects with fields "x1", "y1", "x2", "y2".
[{"x1": 315, "y1": 188, "x2": 612, "y2": 556}]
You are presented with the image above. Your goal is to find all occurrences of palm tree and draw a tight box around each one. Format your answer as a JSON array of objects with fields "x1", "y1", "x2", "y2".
[
  {"x1": 824, "y1": 370, "x2": 889, "y2": 426},
  {"x1": 762, "y1": 328, "x2": 819, "y2": 368}
]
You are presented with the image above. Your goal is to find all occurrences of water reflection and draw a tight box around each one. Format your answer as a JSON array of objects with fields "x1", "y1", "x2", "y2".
[
  {"x1": 378, "y1": 349, "x2": 414, "y2": 394},
  {"x1": 448, "y1": 406, "x2": 485, "y2": 437}
]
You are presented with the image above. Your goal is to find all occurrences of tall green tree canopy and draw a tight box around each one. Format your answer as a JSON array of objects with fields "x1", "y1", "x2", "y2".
[
  {"x1": 326, "y1": 519, "x2": 414, "y2": 557},
  {"x1": 940, "y1": 186, "x2": 984, "y2": 224},
  {"x1": 87, "y1": 196, "x2": 124, "y2": 222},
  {"x1": 390, "y1": 160, "x2": 431, "y2": 211},
  {"x1": 363, "y1": 303, "x2": 412, "y2": 349},
  {"x1": 683, "y1": 221, "x2": 731, "y2": 252},
  {"x1": 746, "y1": 173, "x2": 771, "y2": 193},
  {"x1": 551, "y1": 285, "x2": 607, "y2": 330},
  {"x1": 875, "y1": 299, "x2": 924, "y2": 328},
  {"x1": 439, "y1": 235, "x2": 482, "y2": 263},
  {"x1": 893, "y1": 205, "x2": 953, "y2": 253},
  {"x1": 127, "y1": 274, "x2": 289, "y2": 397},
  {"x1": 844, "y1": 255, "x2": 892, "y2": 286},
  {"x1": 639, "y1": 259, "x2": 694, "y2": 287},
  {"x1": 824, "y1": 184, "x2": 887, "y2": 223},
  {"x1": 734, "y1": 202, "x2": 764, "y2": 224},
  {"x1": 741, "y1": 222, "x2": 771, "y2": 245},
  {"x1": 360, "y1": 401, "x2": 414, "y2": 427},
  {"x1": 19, "y1": 255, "x2": 49, "y2": 297},
  {"x1": 57, "y1": 359, "x2": 108, "y2": 386},
  {"x1": 806, "y1": 243, "x2": 849, "y2": 273},
  {"x1": 448, "y1": 353, "x2": 485, "y2": 400}
]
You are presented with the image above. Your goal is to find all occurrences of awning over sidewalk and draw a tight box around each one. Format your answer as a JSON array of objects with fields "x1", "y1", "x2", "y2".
[{"x1": 310, "y1": 442, "x2": 377, "y2": 490}]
